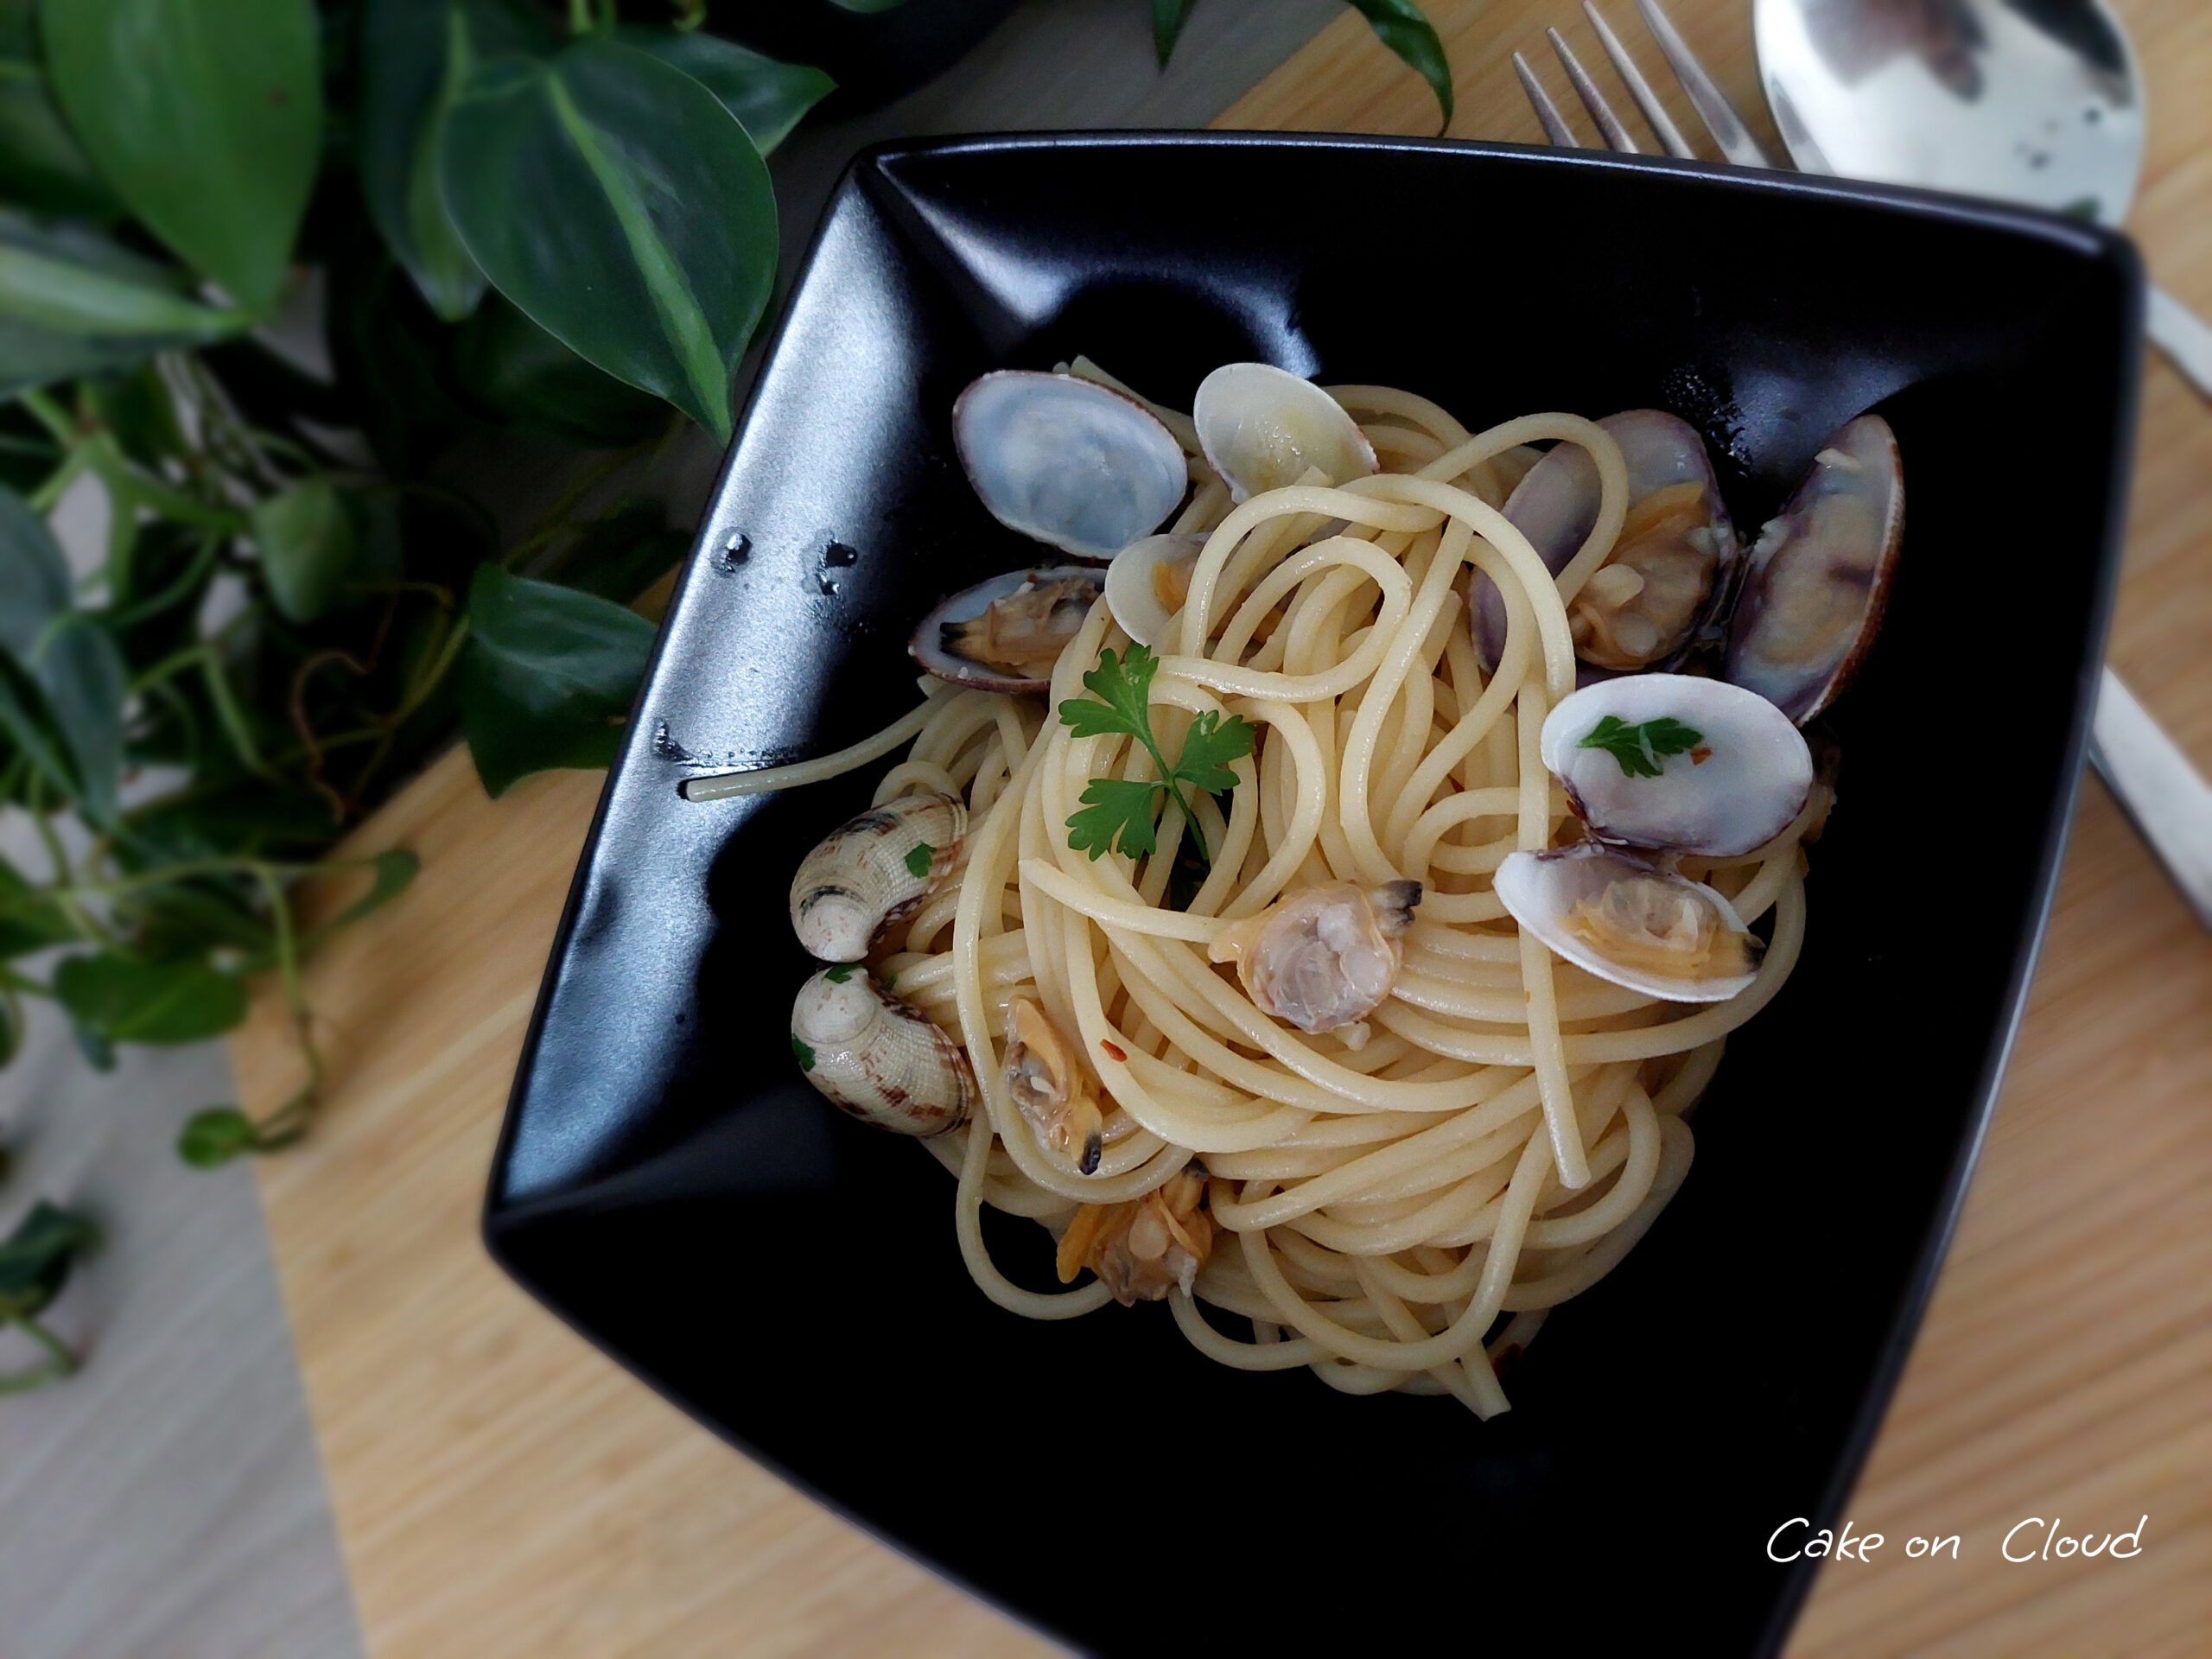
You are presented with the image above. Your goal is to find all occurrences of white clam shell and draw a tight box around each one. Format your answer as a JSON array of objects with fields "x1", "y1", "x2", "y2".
[
  {"x1": 910, "y1": 566, "x2": 1103, "y2": 693},
  {"x1": 1541, "y1": 674, "x2": 1811, "y2": 858},
  {"x1": 1103, "y1": 532, "x2": 1204, "y2": 648},
  {"x1": 1208, "y1": 880, "x2": 1421, "y2": 1033},
  {"x1": 1478, "y1": 410, "x2": 1736, "y2": 669},
  {"x1": 953, "y1": 371, "x2": 1187, "y2": 560},
  {"x1": 1496, "y1": 844, "x2": 1760, "y2": 1004},
  {"x1": 791, "y1": 965, "x2": 975, "y2": 1136},
  {"x1": 790, "y1": 791, "x2": 965, "y2": 961},
  {"x1": 1192, "y1": 363, "x2": 1376, "y2": 504},
  {"x1": 1725, "y1": 413, "x2": 1904, "y2": 725}
]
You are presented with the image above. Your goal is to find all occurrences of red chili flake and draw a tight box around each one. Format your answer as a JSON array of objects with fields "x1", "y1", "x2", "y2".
[
  {"x1": 1689, "y1": 746, "x2": 1713, "y2": 766},
  {"x1": 1100, "y1": 1039, "x2": 1128, "y2": 1063}
]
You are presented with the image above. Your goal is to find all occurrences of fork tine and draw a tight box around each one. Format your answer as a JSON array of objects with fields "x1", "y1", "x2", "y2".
[
  {"x1": 1582, "y1": 1, "x2": 1694, "y2": 160},
  {"x1": 1546, "y1": 28, "x2": 1639, "y2": 153},
  {"x1": 1633, "y1": 0, "x2": 1777, "y2": 168},
  {"x1": 1512, "y1": 51, "x2": 1585, "y2": 148}
]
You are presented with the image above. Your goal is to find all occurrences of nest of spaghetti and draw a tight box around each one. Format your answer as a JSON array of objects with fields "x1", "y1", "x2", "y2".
[{"x1": 747, "y1": 359, "x2": 1893, "y2": 1418}]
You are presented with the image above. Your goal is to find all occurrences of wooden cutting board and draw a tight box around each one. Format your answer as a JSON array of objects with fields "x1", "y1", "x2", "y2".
[{"x1": 237, "y1": 2, "x2": 2212, "y2": 1651}]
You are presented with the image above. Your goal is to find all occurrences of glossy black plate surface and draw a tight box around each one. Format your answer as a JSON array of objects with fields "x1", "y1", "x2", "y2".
[{"x1": 486, "y1": 134, "x2": 2139, "y2": 1656}]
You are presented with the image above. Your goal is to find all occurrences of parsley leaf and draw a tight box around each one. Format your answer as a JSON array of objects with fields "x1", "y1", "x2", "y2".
[
  {"x1": 904, "y1": 842, "x2": 934, "y2": 879},
  {"x1": 1577, "y1": 715, "x2": 1705, "y2": 779},
  {"x1": 1067, "y1": 777, "x2": 1167, "y2": 861},
  {"x1": 1057, "y1": 644, "x2": 1256, "y2": 866}
]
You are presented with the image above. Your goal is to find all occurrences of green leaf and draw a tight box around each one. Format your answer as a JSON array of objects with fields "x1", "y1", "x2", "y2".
[
  {"x1": 0, "y1": 53, "x2": 123, "y2": 219},
  {"x1": 903, "y1": 842, "x2": 933, "y2": 880},
  {"x1": 359, "y1": 0, "x2": 550, "y2": 321},
  {"x1": 790, "y1": 1034, "x2": 814, "y2": 1071},
  {"x1": 451, "y1": 292, "x2": 667, "y2": 446},
  {"x1": 44, "y1": 0, "x2": 321, "y2": 315},
  {"x1": 1150, "y1": 0, "x2": 1199, "y2": 67},
  {"x1": 250, "y1": 480, "x2": 359, "y2": 624},
  {"x1": 614, "y1": 26, "x2": 832, "y2": 156},
  {"x1": 1344, "y1": 0, "x2": 1454, "y2": 131},
  {"x1": 54, "y1": 951, "x2": 249, "y2": 1045},
  {"x1": 0, "y1": 1200, "x2": 99, "y2": 1319},
  {"x1": 1057, "y1": 645, "x2": 1160, "y2": 746},
  {"x1": 822, "y1": 963, "x2": 855, "y2": 983},
  {"x1": 1576, "y1": 714, "x2": 1705, "y2": 780},
  {"x1": 177, "y1": 1106, "x2": 256, "y2": 1168},
  {"x1": 0, "y1": 485, "x2": 124, "y2": 825},
  {"x1": 439, "y1": 38, "x2": 777, "y2": 442},
  {"x1": 460, "y1": 564, "x2": 656, "y2": 797},
  {"x1": 1174, "y1": 709, "x2": 1255, "y2": 794},
  {"x1": 0, "y1": 213, "x2": 245, "y2": 397},
  {"x1": 1066, "y1": 776, "x2": 1165, "y2": 861}
]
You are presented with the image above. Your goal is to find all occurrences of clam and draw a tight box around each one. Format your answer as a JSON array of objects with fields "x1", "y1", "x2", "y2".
[
  {"x1": 910, "y1": 566, "x2": 1103, "y2": 693},
  {"x1": 1192, "y1": 363, "x2": 1377, "y2": 503},
  {"x1": 1055, "y1": 1162, "x2": 1215, "y2": 1303},
  {"x1": 1005, "y1": 995, "x2": 1106, "y2": 1175},
  {"x1": 791, "y1": 791, "x2": 965, "y2": 961},
  {"x1": 1474, "y1": 410, "x2": 1738, "y2": 672},
  {"x1": 1726, "y1": 414, "x2": 1904, "y2": 724},
  {"x1": 791, "y1": 963, "x2": 976, "y2": 1135},
  {"x1": 1103, "y1": 531, "x2": 1204, "y2": 648},
  {"x1": 952, "y1": 371, "x2": 1187, "y2": 560},
  {"x1": 1495, "y1": 843, "x2": 1762, "y2": 1004},
  {"x1": 1209, "y1": 880, "x2": 1421, "y2": 1036},
  {"x1": 1540, "y1": 674, "x2": 1811, "y2": 858}
]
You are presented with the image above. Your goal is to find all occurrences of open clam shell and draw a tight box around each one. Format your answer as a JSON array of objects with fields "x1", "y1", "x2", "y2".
[
  {"x1": 1103, "y1": 531, "x2": 1205, "y2": 648},
  {"x1": 1540, "y1": 674, "x2": 1812, "y2": 858},
  {"x1": 911, "y1": 566, "x2": 1103, "y2": 693},
  {"x1": 1192, "y1": 363, "x2": 1377, "y2": 503},
  {"x1": 1476, "y1": 410, "x2": 1738, "y2": 671},
  {"x1": 1725, "y1": 414, "x2": 1904, "y2": 725},
  {"x1": 952, "y1": 371, "x2": 1187, "y2": 560},
  {"x1": 1497, "y1": 843, "x2": 1762, "y2": 1004}
]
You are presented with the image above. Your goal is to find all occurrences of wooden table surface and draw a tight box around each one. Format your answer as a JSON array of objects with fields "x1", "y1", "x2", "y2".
[{"x1": 237, "y1": 2, "x2": 2212, "y2": 1652}]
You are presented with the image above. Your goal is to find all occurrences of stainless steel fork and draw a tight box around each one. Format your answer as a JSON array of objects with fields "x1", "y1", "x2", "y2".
[{"x1": 1510, "y1": 0, "x2": 2212, "y2": 929}]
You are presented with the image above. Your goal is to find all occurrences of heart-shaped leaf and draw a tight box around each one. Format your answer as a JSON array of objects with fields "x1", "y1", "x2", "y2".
[
  {"x1": 251, "y1": 479, "x2": 359, "y2": 624},
  {"x1": 440, "y1": 38, "x2": 777, "y2": 442},
  {"x1": 460, "y1": 564, "x2": 655, "y2": 798},
  {"x1": 0, "y1": 48, "x2": 122, "y2": 219},
  {"x1": 0, "y1": 1201, "x2": 99, "y2": 1319},
  {"x1": 44, "y1": 0, "x2": 322, "y2": 315},
  {"x1": 1344, "y1": 0, "x2": 1454, "y2": 130},
  {"x1": 55, "y1": 951, "x2": 250, "y2": 1046},
  {"x1": 615, "y1": 26, "x2": 833, "y2": 156},
  {"x1": 0, "y1": 213, "x2": 245, "y2": 397},
  {"x1": 177, "y1": 1106, "x2": 258, "y2": 1168},
  {"x1": 0, "y1": 484, "x2": 124, "y2": 825},
  {"x1": 358, "y1": 0, "x2": 550, "y2": 321}
]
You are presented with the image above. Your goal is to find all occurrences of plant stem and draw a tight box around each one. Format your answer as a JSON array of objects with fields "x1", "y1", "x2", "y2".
[
  {"x1": 0, "y1": 1314, "x2": 80, "y2": 1392},
  {"x1": 18, "y1": 388, "x2": 77, "y2": 445}
]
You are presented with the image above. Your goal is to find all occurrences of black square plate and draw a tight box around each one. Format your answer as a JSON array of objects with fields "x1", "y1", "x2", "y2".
[{"x1": 486, "y1": 134, "x2": 2139, "y2": 1656}]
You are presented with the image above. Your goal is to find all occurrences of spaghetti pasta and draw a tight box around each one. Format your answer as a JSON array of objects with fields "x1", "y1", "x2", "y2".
[{"x1": 753, "y1": 373, "x2": 1833, "y2": 1419}]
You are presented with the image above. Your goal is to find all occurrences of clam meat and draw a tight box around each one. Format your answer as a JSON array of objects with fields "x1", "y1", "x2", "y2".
[
  {"x1": 911, "y1": 566, "x2": 1103, "y2": 693},
  {"x1": 1540, "y1": 674, "x2": 1811, "y2": 858},
  {"x1": 1495, "y1": 843, "x2": 1763, "y2": 1004},
  {"x1": 1475, "y1": 410, "x2": 1738, "y2": 672},
  {"x1": 791, "y1": 963, "x2": 976, "y2": 1135},
  {"x1": 1192, "y1": 363, "x2": 1377, "y2": 503},
  {"x1": 1055, "y1": 1162, "x2": 1215, "y2": 1303},
  {"x1": 791, "y1": 790, "x2": 966, "y2": 961},
  {"x1": 953, "y1": 371, "x2": 1188, "y2": 560},
  {"x1": 1726, "y1": 414, "x2": 1904, "y2": 724},
  {"x1": 1103, "y1": 531, "x2": 1204, "y2": 648},
  {"x1": 1209, "y1": 880, "x2": 1421, "y2": 1036},
  {"x1": 1005, "y1": 995, "x2": 1106, "y2": 1175}
]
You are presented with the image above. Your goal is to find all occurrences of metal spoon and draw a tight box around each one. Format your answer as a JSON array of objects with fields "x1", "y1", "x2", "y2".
[
  {"x1": 1754, "y1": 0, "x2": 2212, "y2": 394},
  {"x1": 1755, "y1": 0, "x2": 2212, "y2": 927}
]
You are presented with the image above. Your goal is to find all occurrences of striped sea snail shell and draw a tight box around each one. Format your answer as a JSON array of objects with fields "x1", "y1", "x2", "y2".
[
  {"x1": 791, "y1": 964, "x2": 975, "y2": 1137},
  {"x1": 789, "y1": 791, "x2": 965, "y2": 962}
]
